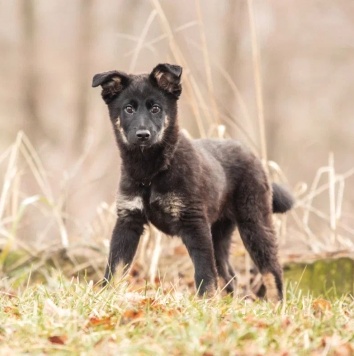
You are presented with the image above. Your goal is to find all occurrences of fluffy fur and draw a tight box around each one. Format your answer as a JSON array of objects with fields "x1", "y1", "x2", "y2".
[{"x1": 92, "y1": 63, "x2": 294, "y2": 302}]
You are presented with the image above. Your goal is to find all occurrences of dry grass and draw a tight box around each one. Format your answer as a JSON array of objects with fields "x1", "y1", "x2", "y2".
[{"x1": 0, "y1": 273, "x2": 353, "y2": 355}]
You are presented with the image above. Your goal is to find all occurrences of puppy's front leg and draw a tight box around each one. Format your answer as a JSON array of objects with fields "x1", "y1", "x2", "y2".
[
  {"x1": 180, "y1": 223, "x2": 218, "y2": 296},
  {"x1": 103, "y1": 212, "x2": 146, "y2": 284}
]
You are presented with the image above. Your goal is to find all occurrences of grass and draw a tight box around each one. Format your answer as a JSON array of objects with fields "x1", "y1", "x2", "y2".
[{"x1": 0, "y1": 273, "x2": 353, "y2": 355}]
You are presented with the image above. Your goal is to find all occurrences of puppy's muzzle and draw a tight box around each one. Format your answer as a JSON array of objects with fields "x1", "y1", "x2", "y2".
[{"x1": 136, "y1": 129, "x2": 151, "y2": 142}]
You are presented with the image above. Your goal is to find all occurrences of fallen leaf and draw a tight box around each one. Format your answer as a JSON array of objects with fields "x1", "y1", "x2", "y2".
[
  {"x1": 123, "y1": 309, "x2": 144, "y2": 320},
  {"x1": 281, "y1": 317, "x2": 291, "y2": 328},
  {"x1": 166, "y1": 309, "x2": 179, "y2": 317},
  {"x1": 243, "y1": 315, "x2": 269, "y2": 328},
  {"x1": 48, "y1": 335, "x2": 67, "y2": 345},
  {"x1": 154, "y1": 276, "x2": 162, "y2": 284},
  {"x1": 86, "y1": 315, "x2": 116, "y2": 330},
  {"x1": 312, "y1": 298, "x2": 332, "y2": 315},
  {"x1": 3, "y1": 306, "x2": 21, "y2": 319},
  {"x1": 138, "y1": 297, "x2": 156, "y2": 307}
]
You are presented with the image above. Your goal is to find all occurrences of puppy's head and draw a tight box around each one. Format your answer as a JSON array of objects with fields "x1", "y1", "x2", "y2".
[{"x1": 92, "y1": 63, "x2": 182, "y2": 148}]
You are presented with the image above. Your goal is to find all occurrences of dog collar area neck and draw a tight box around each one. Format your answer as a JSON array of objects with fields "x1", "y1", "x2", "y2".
[{"x1": 138, "y1": 164, "x2": 169, "y2": 188}]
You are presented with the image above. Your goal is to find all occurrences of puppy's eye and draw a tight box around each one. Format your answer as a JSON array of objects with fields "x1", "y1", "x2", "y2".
[
  {"x1": 151, "y1": 105, "x2": 161, "y2": 114},
  {"x1": 124, "y1": 105, "x2": 134, "y2": 114}
]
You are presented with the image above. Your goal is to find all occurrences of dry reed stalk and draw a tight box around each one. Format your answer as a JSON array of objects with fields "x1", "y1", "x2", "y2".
[
  {"x1": 295, "y1": 156, "x2": 354, "y2": 251},
  {"x1": 292, "y1": 211, "x2": 325, "y2": 253},
  {"x1": 149, "y1": 227, "x2": 162, "y2": 284},
  {"x1": 328, "y1": 153, "x2": 336, "y2": 246},
  {"x1": 195, "y1": 0, "x2": 219, "y2": 126},
  {"x1": 173, "y1": 52, "x2": 258, "y2": 144},
  {"x1": 123, "y1": 21, "x2": 198, "y2": 58},
  {"x1": 300, "y1": 167, "x2": 354, "y2": 205},
  {"x1": 215, "y1": 64, "x2": 255, "y2": 137},
  {"x1": 247, "y1": 0, "x2": 267, "y2": 166},
  {"x1": 182, "y1": 34, "x2": 259, "y2": 145},
  {"x1": 20, "y1": 134, "x2": 69, "y2": 248},
  {"x1": 129, "y1": 10, "x2": 157, "y2": 72},
  {"x1": 189, "y1": 75, "x2": 216, "y2": 128},
  {"x1": 150, "y1": 0, "x2": 207, "y2": 137},
  {"x1": 245, "y1": 0, "x2": 269, "y2": 288},
  {"x1": 0, "y1": 132, "x2": 69, "y2": 249},
  {"x1": 0, "y1": 132, "x2": 23, "y2": 221}
]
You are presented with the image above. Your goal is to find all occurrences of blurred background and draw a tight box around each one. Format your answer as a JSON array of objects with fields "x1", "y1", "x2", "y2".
[{"x1": 0, "y1": 0, "x2": 353, "y2": 287}]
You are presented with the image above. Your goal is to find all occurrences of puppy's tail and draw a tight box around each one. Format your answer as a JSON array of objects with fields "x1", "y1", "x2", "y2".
[{"x1": 272, "y1": 183, "x2": 294, "y2": 214}]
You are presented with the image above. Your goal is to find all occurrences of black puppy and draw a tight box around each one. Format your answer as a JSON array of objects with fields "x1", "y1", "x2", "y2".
[{"x1": 92, "y1": 63, "x2": 294, "y2": 302}]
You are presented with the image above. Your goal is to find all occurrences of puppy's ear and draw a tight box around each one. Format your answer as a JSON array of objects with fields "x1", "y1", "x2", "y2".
[
  {"x1": 150, "y1": 63, "x2": 182, "y2": 99},
  {"x1": 92, "y1": 70, "x2": 130, "y2": 104}
]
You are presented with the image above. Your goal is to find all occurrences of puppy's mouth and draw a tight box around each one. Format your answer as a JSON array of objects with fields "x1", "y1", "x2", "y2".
[
  {"x1": 136, "y1": 140, "x2": 150, "y2": 147},
  {"x1": 139, "y1": 142, "x2": 152, "y2": 152},
  {"x1": 135, "y1": 138, "x2": 156, "y2": 149}
]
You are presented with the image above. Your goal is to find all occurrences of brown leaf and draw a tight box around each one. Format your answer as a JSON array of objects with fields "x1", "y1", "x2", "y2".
[
  {"x1": 87, "y1": 315, "x2": 116, "y2": 330},
  {"x1": 3, "y1": 306, "x2": 21, "y2": 319},
  {"x1": 154, "y1": 276, "x2": 162, "y2": 284},
  {"x1": 281, "y1": 317, "x2": 291, "y2": 328},
  {"x1": 48, "y1": 335, "x2": 67, "y2": 345},
  {"x1": 137, "y1": 297, "x2": 169, "y2": 314},
  {"x1": 312, "y1": 298, "x2": 332, "y2": 314},
  {"x1": 243, "y1": 315, "x2": 269, "y2": 328},
  {"x1": 138, "y1": 297, "x2": 156, "y2": 307},
  {"x1": 166, "y1": 309, "x2": 179, "y2": 317},
  {"x1": 123, "y1": 309, "x2": 144, "y2": 320}
]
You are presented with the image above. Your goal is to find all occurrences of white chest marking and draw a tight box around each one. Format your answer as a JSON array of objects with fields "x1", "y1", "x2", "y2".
[{"x1": 117, "y1": 195, "x2": 143, "y2": 216}]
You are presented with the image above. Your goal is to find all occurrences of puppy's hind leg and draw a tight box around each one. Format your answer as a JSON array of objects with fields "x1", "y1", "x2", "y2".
[
  {"x1": 211, "y1": 220, "x2": 237, "y2": 295},
  {"x1": 235, "y1": 184, "x2": 283, "y2": 302},
  {"x1": 237, "y1": 221, "x2": 283, "y2": 302}
]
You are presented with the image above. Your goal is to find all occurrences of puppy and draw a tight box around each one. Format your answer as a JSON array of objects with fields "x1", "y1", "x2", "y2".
[{"x1": 92, "y1": 63, "x2": 294, "y2": 301}]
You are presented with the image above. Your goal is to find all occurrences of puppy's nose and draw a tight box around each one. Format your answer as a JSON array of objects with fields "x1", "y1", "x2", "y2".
[{"x1": 136, "y1": 129, "x2": 151, "y2": 141}]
